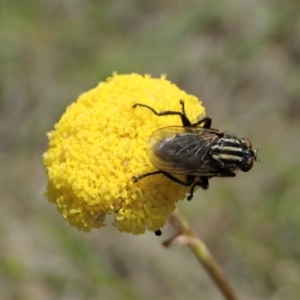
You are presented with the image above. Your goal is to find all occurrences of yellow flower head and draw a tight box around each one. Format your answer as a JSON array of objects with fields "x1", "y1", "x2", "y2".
[{"x1": 43, "y1": 74, "x2": 206, "y2": 234}]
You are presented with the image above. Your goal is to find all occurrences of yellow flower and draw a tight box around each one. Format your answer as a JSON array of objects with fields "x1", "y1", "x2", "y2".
[{"x1": 43, "y1": 73, "x2": 206, "y2": 234}]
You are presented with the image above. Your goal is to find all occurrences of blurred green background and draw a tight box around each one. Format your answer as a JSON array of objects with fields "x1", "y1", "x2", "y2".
[{"x1": 1, "y1": 1, "x2": 300, "y2": 299}]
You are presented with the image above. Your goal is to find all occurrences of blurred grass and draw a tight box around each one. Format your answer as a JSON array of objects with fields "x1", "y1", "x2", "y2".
[{"x1": 1, "y1": 0, "x2": 300, "y2": 299}]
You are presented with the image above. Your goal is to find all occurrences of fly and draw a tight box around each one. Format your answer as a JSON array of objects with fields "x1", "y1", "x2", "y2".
[{"x1": 132, "y1": 100, "x2": 258, "y2": 201}]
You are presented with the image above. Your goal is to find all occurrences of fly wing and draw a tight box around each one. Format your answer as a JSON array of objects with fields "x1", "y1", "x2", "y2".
[{"x1": 147, "y1": 126, "x2": 223, "y2": 176}]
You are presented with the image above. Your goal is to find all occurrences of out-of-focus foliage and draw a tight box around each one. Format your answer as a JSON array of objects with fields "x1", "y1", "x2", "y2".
[{"x1": 1, "y1": 1, "x2": 300, "y2": 299}]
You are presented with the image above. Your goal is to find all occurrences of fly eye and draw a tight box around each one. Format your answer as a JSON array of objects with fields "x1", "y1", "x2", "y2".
[
  {"x1": 241, "y1": 157, "x2": 254, "y2": 172},
  {"x1": 242, "y1": 138, "x2": 252, "y2": 149}
]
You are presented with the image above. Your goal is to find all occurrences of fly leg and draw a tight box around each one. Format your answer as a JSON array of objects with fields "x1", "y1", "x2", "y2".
[
  {"x1": 133, "y1": 170, "x2": 195, "y2": 187},
  {"x1": 163, "y1": 174, "x2": 209, "y2": 201},
  {"x1": 132, "y1": 102, "x2": 192, "y2": 126},
  {"x1": 191, "y1": 117, "x2": 211, "y2": 129},
  {"x1": 187, "y1": 176, "x2": 209, "y2": 201},
  {"x1": 135, "y1": 171, "x2": 206, "y2": 201},
  {"x1": 160, "y1": 172, "x2": 195, "y2": 187},
  {"x1": 132, "y1": 170, "x2": 164, "y2": 182},
  {"x1": 133, "y1": 100, "x2": 212, "y2": 128},
  {"x1": 178, "y1": 100, "x2": 212, "y2": 128},
  {"x1": 159, "y1": 173, "x2": 205, "y2": 201}
]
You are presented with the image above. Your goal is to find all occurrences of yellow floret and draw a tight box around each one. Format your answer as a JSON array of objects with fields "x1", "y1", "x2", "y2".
[{"x1": 43, "y1": 73, "x2": 206, "y2": 234}]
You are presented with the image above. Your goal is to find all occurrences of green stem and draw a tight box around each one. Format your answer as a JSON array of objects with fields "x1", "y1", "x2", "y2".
[{"x1": 164, "y1": 210, "x2": 239, "y2": 300}]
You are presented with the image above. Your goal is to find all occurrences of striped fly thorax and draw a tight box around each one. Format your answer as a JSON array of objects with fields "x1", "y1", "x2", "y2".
[{"x1": 209, "y1": 133, "x2": 257, "y2": 172}]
